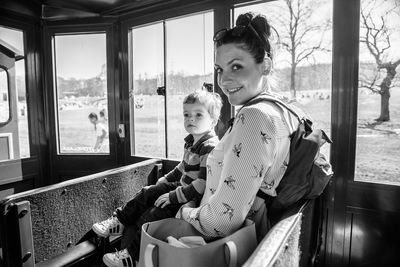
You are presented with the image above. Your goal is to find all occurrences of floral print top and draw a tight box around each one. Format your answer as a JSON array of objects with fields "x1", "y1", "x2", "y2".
[{"x1": 176, "y1": 95, "x2": 299, "y2": 238}]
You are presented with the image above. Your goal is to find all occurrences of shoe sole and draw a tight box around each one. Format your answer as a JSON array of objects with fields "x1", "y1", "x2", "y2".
[
  {"x1": 103, "y1": 254, "x2": 116, "y2": 267},
  {"x1": 92, "y1": 225, "x2": 124, "y2": 238},
  {"x1": 103, "y1": 254, "x2": 134, "y2": 267},
  {"x1": 92, "y1": 225, "x2": 110, "y2": 238}
]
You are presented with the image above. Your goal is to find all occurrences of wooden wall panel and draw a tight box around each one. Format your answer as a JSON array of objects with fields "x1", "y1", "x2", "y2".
[{"x1": 345, "y1": 208, "x2": 400, "y2": 267}]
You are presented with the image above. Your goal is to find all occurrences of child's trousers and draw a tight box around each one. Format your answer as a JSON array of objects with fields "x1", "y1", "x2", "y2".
[{"x1": 114, "y1": 182, "x2": 183, "y2": 260}]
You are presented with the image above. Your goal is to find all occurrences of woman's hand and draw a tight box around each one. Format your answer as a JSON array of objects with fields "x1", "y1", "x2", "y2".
[
  {"x1": 154, "y1": 193, "x2": 170, "y2": 208},
  {"x1": 183, "y1": 200, "x2": 196, "y2": 208}
]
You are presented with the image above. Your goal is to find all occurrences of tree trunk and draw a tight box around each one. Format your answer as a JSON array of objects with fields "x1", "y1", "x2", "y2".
[
  {"x1": 290, "y1": 63, "x2": 296, "y2": 100},
  {"x1": 377, "y1": 89, "x2": 390, "y2": 121},
  {"x1": 376, "y1": 66, "x2": 395, "y2": 121}
]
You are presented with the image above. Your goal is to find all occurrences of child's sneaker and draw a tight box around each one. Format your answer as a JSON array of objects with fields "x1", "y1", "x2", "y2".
[
  {"x1": 92, "y1": 216, "x2": 124, "y2": 237},
  {"x1": 103, "y1": 248, "x2": 135, "y2": 267}
]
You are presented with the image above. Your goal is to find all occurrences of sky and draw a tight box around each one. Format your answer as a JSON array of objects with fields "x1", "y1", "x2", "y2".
[
  {"x1": 54, "y1": 33, "x2": 107, "y2": 79},
  {"x1": 131, "y1": 11, "x2": 214, "y2": 79},
  {"x1": 53, "y1": 11, "x2": 214, "y2": 80}
]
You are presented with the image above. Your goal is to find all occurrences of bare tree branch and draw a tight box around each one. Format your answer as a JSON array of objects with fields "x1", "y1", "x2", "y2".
[{"x1": 359, "y1": 72, "x2": 381, "y2": 94}]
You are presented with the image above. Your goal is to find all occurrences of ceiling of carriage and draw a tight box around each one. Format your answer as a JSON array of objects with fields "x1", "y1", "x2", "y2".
[{"x1": 8, "y1": 0, "x2": 181, "y2": 20}]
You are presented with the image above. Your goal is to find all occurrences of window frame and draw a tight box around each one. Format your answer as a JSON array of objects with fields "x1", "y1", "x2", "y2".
[
  {"x1": 51, "y1": 31, "x2": 110, "y2": 155},
  {"x1": 44, "y1": 23, "x2": 116, "y2": 158},
  {"x1": 126, "y1": 10, "x2": 215, "y2": 159},
  {"x1": 42, "y1": 21, "x2": 118, "y2": 183}
]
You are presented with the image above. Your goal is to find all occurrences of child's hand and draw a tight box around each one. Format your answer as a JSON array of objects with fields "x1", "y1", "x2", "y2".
[
  {"x1": 156, "y1": 177, "x2": 167, "y2": 185},
  {"x1": 155, "y1": 193, "x2": 170, "y2": 208}
]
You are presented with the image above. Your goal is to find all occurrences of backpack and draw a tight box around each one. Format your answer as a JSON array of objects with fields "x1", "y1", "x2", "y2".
[{"x1": 244, "y1": 94, "x2": 333, "y2": 213}]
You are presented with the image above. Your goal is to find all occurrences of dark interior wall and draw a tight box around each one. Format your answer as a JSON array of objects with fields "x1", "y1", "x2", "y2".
[
  {"x1": 0, "y1": 7, "x2": 47, "y2": 193},
  {"x1": 1, "y1": 0, "x2": 41, "y2": 19}
]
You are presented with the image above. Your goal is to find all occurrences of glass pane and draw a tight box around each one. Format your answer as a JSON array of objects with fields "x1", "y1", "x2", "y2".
[
  {"x1": 0, "y1": 26, "x2": 30, "y2": 159},
  {"x1": 130, "y1": 23, "x2": 166, "y2": 158},
  {"x1": 16, "y1": 59, "x2": 29, "y2": 158},
  {"x1": 356, "y1": 0, "x2": 400, "y2": 185},
  {"x1": 234, "y1": 0, "x2": 333, "y2": 159},
  {"x1": 0, "y1": 68, "x2": 9, "y2": 123},
  {"x1": 166, "y1": 11, "x2": 214, "y2": 159},
  {"x1": 54, "y1": 33, "x2": 109, "y2": 154}
]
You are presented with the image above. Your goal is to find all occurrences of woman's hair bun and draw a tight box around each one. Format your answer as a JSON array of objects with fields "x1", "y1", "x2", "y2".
[
  {"x1": 236, "y1": 12, "x2": 253, "y2": 27},
  {"x1": 236, "y1": 12, "x2": 271, "y2": 39}
]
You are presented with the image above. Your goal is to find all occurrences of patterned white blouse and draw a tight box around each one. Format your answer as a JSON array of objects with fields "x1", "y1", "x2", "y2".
[{"x1": 176, "y1": 94, "x2": 299, "y2": 238}]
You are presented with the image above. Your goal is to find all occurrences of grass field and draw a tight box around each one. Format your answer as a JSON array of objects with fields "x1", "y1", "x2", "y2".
[{"x1": 14, "y1": 88, "x2": 400, "y2": 186}]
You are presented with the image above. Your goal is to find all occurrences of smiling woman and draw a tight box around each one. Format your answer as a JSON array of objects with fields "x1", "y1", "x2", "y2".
[
  {"x1": 214, "y1": 43, "x2": 269, "y2": 106},
  {"x1": 175, "y1": 12, "x2": 304, "y2": 242}
]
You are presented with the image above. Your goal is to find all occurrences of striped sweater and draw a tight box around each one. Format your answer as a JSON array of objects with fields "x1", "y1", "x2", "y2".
[{"x1": 166, "y1": 132, "x2": 219, "y2": 204}]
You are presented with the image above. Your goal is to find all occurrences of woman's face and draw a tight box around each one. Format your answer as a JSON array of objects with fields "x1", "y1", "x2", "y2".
[{"x1": 215, "y1": 43, "x2": 265, "y2": 106}]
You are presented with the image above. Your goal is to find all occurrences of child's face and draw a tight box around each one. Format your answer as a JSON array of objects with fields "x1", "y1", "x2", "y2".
[{"x1": 183, "y1": 103, "x2": 214, "y2": 138}]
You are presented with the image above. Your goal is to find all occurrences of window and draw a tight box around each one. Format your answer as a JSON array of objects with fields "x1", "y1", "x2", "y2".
[
  {"x1": 0, "y1": 26, "x2": 30, "y2": 159},
  {"x1": 129, "y1": 11, "x2": 214, "y2": 159},
  {"x1": 356, "y1": 0, "x2": 400, "y2": 185},
  {"x1": 0, "y1": 68, "x2": 9, "y2": 124},
  {"x1": 130, "y1": 23, "x2": 165, "y2": 158},
  {"x1": 234, "y1": 0, "x2": 333, "y2": 159},
  {"x1": 53, "y1": 33, "x2": 109, "y2": 154}
]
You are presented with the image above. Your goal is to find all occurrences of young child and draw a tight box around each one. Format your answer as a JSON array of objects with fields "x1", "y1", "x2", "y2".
[
  {"x1": 92, "y1": 90, "x2": 222, "y2": 267},
  {"x1": 88, "y1": 112, "x2": 108, "y2": 151}
]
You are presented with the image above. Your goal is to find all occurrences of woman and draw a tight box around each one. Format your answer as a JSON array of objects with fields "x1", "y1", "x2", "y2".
[{"x1": 176, "y1": 12, "x2": 301, "y2": 239}]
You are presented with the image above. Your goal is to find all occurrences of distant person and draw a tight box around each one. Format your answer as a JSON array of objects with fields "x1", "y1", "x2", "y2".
[
  {"x1": 92, "y1": 90, "x2": 223, "y2": 267},
  {"x1": 99, "y1": 108, "x2": 108, "y2": 122},
  {"x1": 88, "y1": 112, "x2": 108, "y2": 152}
]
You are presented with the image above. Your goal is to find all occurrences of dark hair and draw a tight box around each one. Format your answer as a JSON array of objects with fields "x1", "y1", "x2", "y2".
[
  {"x1": 215, "y1": 12, "x2": 272, "y2": 64},
  {"x1": 88, "y1": 112, "x2": 98, "y2": 120},
  {"x1": 88, "y1": 112, "x2": 98, "y2": 130}
]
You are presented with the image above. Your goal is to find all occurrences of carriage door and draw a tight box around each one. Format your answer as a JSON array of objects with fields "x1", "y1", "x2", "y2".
[
  {"x1": 325, "y1": 0, "x2": 400, "y2": 266},
  {"x1": 45, "y1": 26, "x2": 119, "y2": 182}
]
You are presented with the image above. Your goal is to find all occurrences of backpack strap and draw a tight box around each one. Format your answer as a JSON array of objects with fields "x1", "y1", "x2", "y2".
[
  {"x1": 243, "y1": 93, "x2": 303, "y2": 123},
  {"x1": 245, "y1": 93, "x2": 332, "y2": 144}
]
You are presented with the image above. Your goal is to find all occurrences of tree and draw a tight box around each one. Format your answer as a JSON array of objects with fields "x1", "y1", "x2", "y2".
[
  {"x1": 359, "y1": 0, "x2": 400, "y2": 121},
  {"x1": 268, "y1": 0, "x2": 331, "y2": 100}
]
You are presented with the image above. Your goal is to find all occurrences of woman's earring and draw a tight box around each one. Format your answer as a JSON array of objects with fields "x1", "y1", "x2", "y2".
[{"x1": 263, "y1": 57, "x2": 272, "y2": 75}]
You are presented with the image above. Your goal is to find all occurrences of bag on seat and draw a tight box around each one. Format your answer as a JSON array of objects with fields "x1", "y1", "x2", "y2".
[{"x1": 137, "y1": 218, "x2": 257, "y2": 267}]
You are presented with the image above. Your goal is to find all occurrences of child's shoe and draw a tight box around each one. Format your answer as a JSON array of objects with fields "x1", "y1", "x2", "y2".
[
  {"x1": 103, "y1": 248, "x2": 135, "y2": 267},
  {"x1": 92, "y1": 216, "x2": 124, "y2": 237}
]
